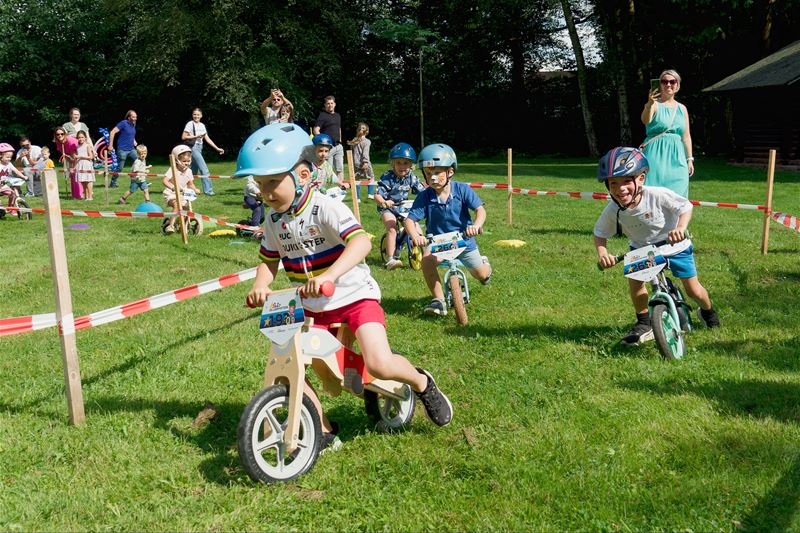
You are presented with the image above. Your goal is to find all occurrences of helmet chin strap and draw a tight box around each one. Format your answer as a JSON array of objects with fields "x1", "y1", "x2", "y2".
[
  {"x1": 605, "y1": 179, "x2": 641, "y2": 211},
  {"x1": 274, "y1": 169, "x2": 306, "y2": 215}
]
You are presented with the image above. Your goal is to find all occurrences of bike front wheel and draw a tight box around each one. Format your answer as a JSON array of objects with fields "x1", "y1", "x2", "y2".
[
  {"x1": 409, "y1": 244, "x2": 423, "y2": 270},
  {"x1": 652, "y1": 304, "x2": 685, "y2": 360},
  {"x1": 379, "y1": 233, "x2": 389, "y2": 264},
  {"x1": 448, "y1": 273, "x2": 468, "y2": 326},
  {"x1": 237, "y1": 384, "x2": 322, "y2": 484},
  {"x1": 364, "y1": 381, "x2": 416, "y2": 432},
  {"x1": 15, "y1": 198, "x2": 31, "y2": 221}
]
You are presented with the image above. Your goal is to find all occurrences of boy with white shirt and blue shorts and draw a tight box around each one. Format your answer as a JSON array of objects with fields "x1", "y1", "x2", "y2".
[
  {"x1": 594, "y1": 147, "x2": 720, "y2": 346},
  {"x1": 237, "y1": 123, "x2": 453, "y2": 449}
]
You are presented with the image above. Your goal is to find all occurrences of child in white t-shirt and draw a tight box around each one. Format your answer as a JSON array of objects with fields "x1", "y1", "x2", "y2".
[
  {"x1": 593, "y1": 147, "x2": 719, "y2": 346},
  {"x1": 162, "y1": 145, "x2": 198, "y2": 233}
]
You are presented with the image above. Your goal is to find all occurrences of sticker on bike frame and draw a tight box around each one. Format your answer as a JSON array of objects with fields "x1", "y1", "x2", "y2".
[
  {"x1": 259, "y1": 291, "x2": 305, "y2": 345},
  {"x1": 623, "y1": 245, "x2": 666, "y2": 282},
  {"x1": 428, "y1": 231, "x2": 467, "y2": 261}
]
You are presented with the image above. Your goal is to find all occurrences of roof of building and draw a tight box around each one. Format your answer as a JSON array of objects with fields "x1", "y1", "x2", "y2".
[{"x1": 703, "y1": 40, "x2": 800, "y2": 92}]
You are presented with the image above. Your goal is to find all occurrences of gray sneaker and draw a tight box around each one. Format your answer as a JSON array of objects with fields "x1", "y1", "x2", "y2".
[
  {"x1": 415, "y1": 368, "x2": 453, "y2": 426},
  {"x1": 423, "y1": 298, "x2": 447, "y2": 316},
  {"x1": 620, "y1": 322, "x2": 654, "y2": 346}
]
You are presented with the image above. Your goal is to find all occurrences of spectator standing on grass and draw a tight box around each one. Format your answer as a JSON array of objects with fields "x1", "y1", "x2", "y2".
[
  {"x1": 182, "y1": 107, "x2": 225, "y2": 196},
  {"x1": 74, "y1": 130, "x2": 95, "y2": 201},
  {"x1": 260, "y1": 89, "x2": 294, "y2": 125},
  {"x1": 640, "y1": 69, "x2": 694, "y2": 198},
  {"x1": 14, "y1": 136, "x2": 41, "y2": 196},
  {"x1": 53, "y1": 126, "x2": 82, "y2": 199},
  {"x1": 62, "y1": 107, "x2": 91, "y2": 141},
  {"x1": 108, "y1": 110, "x2": 139, "y2": 188},
  {"x1": 313, "y1": 95, "x2": 344, "y2": 182}
]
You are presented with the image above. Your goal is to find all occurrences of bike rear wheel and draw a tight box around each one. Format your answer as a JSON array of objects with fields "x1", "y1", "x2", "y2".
[
  {"x1": 448, "y1": 273, "x2": 468, "y2": 326},
  {"x1": 364, "y1": 380, "x2": 415, "y2": 432},
  {"x1": 652, "y1": 304, "x2": 685, "y2": 360}
]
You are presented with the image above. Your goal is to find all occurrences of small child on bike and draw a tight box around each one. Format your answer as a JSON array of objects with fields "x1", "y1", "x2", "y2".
[
  {"x1": 162, "y1": 144, "x2": 199, "y2": 234},
  {"x1": 119, "y1": 144, "x2": 152, "y2": 204},
  {"x1": 237, "y1": 123, "x2": 453, "y2": 449},
  {"x1": 373, "y1": 142, "x2": 425, "y2": 270},
  {"x1": 309, "y1": 134, "x2": 340, "y2": 194},
  {"x1": 593, "y1": 147, "x2": 720, "y2": 346},
  {"x1": 0, "y1": 142, "x2": 28, "y2": 207},
  {"x1": 404, "y1": 143, "x2": 492, "y2": 317}
]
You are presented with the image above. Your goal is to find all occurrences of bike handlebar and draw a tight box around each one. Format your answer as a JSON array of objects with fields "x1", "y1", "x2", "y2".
[{"x1": 245, "y1": 281, "x2": 335, "y2": 308}]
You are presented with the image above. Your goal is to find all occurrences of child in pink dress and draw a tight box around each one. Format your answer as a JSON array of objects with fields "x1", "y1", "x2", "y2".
[{"x1": 75, "y1": 131, "x2": 95, "y2": 200}]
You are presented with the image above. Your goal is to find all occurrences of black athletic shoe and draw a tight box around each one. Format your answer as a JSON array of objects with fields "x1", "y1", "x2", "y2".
[
  {"x1": 423, "y1": 299, "x2": 447, "y2": 316},
  {"x1": 415, "y1": 368, "x2": 453, "y2": 427},
  {"x1": 621, "y1": 322, "x2": 654, "y2": 346},
  {"x1": 700, "y1": 308, "x2": 720, "y2": 328}
]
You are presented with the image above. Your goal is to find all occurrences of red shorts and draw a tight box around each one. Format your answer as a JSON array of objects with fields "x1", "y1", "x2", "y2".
[{"x1": 306, "y1": 299, "x2": 385, "y2": 332}]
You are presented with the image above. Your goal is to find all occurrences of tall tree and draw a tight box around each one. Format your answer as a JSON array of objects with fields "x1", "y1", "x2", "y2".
[{"x1": 560, "y1": 0, "x2": 598, "y2": 156}]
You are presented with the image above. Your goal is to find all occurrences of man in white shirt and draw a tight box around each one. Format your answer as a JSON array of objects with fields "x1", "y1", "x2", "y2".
[{"x1": 14, "y1": 136, "x2": 42, "y2": 196}]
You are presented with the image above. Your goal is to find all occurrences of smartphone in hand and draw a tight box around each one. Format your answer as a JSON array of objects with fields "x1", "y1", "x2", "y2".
[{"x1": 650, "y1": 78, "x2": 660, "y2": 93}]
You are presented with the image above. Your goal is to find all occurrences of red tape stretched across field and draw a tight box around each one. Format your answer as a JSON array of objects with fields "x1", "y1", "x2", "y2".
[{"x1": 0, "y1": 267, "x2": 257, "y2": 337}]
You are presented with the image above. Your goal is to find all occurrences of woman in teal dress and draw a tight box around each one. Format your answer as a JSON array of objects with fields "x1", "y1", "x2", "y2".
[{"x1": 640, "y1": 69, "x2": 694, "y2": 198}]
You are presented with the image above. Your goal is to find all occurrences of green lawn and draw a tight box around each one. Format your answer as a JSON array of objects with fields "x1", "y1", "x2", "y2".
[{"x1": 1, "y1": 156, "x2": 799, "y2": 531}]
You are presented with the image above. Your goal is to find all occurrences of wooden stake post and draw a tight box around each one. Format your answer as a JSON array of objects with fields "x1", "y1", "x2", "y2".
[
  {"x1": 760, "y1": 148, "x2": 777, "y2": 255},
  {"x1": 169, "y1": 154, "x2": 189, "y2": 245},
  {"x1": 42, "y1": 169, "x2": 86, "y2": 426},
  {"x1": 346, "y1": 150, "x2": 361, "y2": 223},
  {"x1": 507, "y1": 148, "x2": 513, "y2": 225}
]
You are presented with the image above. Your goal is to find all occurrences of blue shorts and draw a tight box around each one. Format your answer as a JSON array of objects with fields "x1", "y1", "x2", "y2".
[
  {"x1": 129, "y1": 181, "x2": 149, "y2": 193},
  {"x1": 632, "y1": 245, "x2": 697, "y2": 279}
]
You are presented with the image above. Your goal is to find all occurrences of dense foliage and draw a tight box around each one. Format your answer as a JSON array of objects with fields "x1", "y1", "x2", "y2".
[{"x1": 0, "y1": 0, "x2": 798, "y2": 156}]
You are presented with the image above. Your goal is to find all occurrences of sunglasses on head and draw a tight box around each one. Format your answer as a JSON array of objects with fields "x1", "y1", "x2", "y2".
[{"x1": 660, "y1": 79, "x2": 678, "y2": 86}]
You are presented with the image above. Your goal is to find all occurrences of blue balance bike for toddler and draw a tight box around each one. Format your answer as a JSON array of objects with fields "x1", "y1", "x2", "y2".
[
  {"x1": 380, "y1": 200, "x2": 423, "y2": 270},
  {"x1": 600, "y1": 239, "x2": 694, "y2": 360},
  {"x1": 427, "y1": 231, "x2": 474, "y2": 326},
  {"x1": 238, "y1": 282, "x2": 416, "y2": 483}
]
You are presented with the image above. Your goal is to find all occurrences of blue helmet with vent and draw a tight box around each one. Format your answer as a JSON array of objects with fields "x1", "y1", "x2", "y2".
[{"x1": 417, "y1": 143, "x2": 457, "y2": 171}]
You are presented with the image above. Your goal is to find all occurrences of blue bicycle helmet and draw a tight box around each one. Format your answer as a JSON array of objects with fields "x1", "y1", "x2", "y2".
[
  {"x1": 389, "y1": 142, "x2": 416, "y2": 162},
  {"x1": 597, "y1": 147, "x2": 650, "y2": 210},
  {"x1": 596, "y1": 147, "x2": 649, "y2": 182},
  {"x1": 417, "y1": 143, "x2": 457, "y2": 171},
  {"x1": 312, "y1": 133, "x2": 334, "y2": 148},
  {"x1": 234, "y1": 123, "x2": 313, "y2": 178}
]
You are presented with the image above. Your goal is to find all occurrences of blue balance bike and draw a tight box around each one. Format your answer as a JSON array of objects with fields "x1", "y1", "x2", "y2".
[
  {"x1": 380, "y1": 200, "x2": 423, "y2": 270},
  {"x1": 427, "y1": 231, "x2": 473, "y2": 326},
  {"x1": 600, "y1": 239, "x2": 694, "y2": 359}
]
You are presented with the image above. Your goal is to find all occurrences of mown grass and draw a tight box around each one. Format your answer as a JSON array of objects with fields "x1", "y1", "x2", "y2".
[{"x1": 1, "y1": 156, "x2": 799, "y2": 531}]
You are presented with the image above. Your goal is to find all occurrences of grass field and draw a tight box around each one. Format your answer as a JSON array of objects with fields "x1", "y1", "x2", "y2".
[{"x1": 1, "y1": 155, "x2": 799, "y2": 531}]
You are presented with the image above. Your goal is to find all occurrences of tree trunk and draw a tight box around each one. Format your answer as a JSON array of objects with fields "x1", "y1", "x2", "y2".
[{"x1": 560, "y1": 0, "x2": 599, "y2": 156}]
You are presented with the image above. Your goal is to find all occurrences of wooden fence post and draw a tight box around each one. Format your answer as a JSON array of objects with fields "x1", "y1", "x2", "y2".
[
  {"x1": 104, "y1": 158, "x2": 109, "y2": 206},
  {"x1": 346, "y1": 149, "x2": 361, "y2": 223},
  {"x1": 42, "y1": 168, "x2": 86, "y2": 426},
  {"x1": 507, "y1": 148, "x2": 513, "y2": 225},
  {"x1": 760, "y1": 149, "x2": 776, "y2": 255}
]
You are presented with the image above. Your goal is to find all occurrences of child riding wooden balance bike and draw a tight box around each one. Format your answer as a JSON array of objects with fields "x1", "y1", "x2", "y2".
[{"x1": 238, "y1": 281, "x2": 416, "y2": 483}]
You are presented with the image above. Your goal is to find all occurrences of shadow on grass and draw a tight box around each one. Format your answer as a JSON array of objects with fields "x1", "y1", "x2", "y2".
[
  {"x1": 695, "y1": 337, "x2": 800, "y2": 372},
  {"x1": 621, "y1": 377, "x2": 800, "y2": 532},
  {"x1": 0, "y1": 315, "x2": 252, "y2": 418}
]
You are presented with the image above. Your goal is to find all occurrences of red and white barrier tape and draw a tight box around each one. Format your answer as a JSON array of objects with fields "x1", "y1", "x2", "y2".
[
  {"x1": 772, "y1": 211, "x2": 800, "y2": 232},
  {"x1": 4, "y1": 206, "x2": 261, "y2": 232},
  {"x1": 462, "y1": 182, "x2": 768, "y2": 211},
  {"x1": 0, "y1": 267, "x2": 257, "y2": 337}
]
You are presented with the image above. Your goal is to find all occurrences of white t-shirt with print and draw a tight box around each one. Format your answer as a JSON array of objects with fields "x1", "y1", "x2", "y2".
[
  {"x1": 259, "y1": 189, "x2": 380, "y2": 312},
  {"x1": 183, "y1": 121, "x2": 207, "y2": 148},
  {"x1": 594, "y1": 185, "x2": 692, "y2": 249}
]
